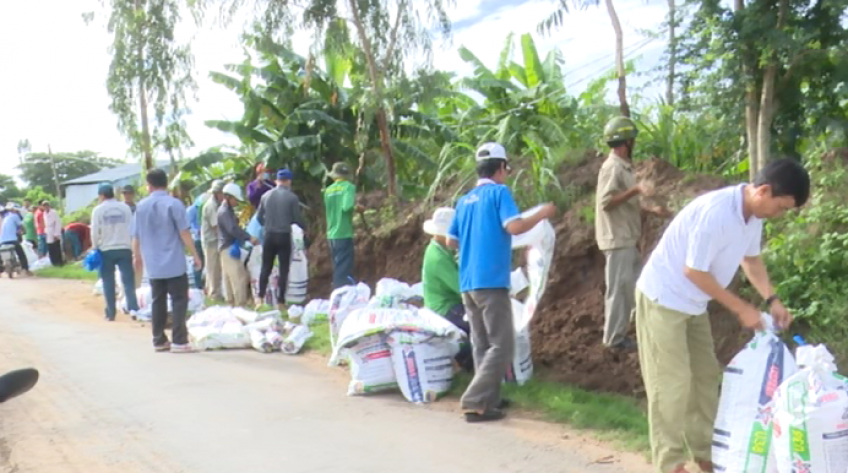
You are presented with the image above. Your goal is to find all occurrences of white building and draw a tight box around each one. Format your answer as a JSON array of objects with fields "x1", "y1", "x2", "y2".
[{"x1": 62, "y1": 161, "x2": 169, "y2": 214}]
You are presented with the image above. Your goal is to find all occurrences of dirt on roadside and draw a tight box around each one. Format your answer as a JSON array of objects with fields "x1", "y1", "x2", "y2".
[{"x1": 303, "y1": 154, "x2": 751, "y2": 397}]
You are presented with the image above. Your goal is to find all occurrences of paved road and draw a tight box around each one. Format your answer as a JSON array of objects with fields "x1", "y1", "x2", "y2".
[{"x1": 0, "y1": 278, "x2": 649, "y2": 473}]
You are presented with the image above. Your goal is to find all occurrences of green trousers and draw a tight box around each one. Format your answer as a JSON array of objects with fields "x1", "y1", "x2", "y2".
[{"x1": 635, "y1": 289, "x2": 721, "y2": 473}]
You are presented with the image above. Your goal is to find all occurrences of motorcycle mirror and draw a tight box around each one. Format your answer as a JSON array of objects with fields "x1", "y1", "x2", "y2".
[{"x1": 0, "y1": 368, "x2": 39, "y2": 403}]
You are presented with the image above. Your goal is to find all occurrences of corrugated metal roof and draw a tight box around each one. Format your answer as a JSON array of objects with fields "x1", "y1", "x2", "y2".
[{"x1": 63, "y1": 160, "x2": 172, "y2": 185}]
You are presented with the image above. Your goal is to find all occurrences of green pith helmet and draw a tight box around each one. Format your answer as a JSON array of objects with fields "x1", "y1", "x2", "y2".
[{"x1": 603, "y1": 116, "x2": 639, "y2": 143}]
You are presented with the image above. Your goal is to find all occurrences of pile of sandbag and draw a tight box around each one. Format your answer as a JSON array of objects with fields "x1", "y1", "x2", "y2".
[
  {"x1": 713, "y1": 319, "x2": 848, "y2": 473},
  {"x1": 326, "y1": 279, "x2": 463, "y2": 404},
  {"x1": 188, "y1": 306, "x2": 313, "y2": 354}
]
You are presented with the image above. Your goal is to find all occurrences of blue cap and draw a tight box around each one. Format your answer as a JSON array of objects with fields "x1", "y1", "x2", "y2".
[
  {"x1": 97, "y1": 182, "x2": 114, "y2": 195},
  {"x1": 277, "y1": 169, "x2": 293, "y2": 180}
]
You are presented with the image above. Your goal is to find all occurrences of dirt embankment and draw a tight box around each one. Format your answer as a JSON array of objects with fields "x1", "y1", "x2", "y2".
[{"x1": 304, "y1": 154, "x2": 750, "y2": 396}]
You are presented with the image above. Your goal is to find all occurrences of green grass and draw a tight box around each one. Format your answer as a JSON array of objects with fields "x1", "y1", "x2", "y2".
[
  {"x1": 304, "y1": 322, "x2": 332, "y2": 355},
  {"x1": 448, "y1": 371, "x2": 650, "y2": 453},
  {"x1": 35, "y1": 262, "x2": 98, "y2": 281}
]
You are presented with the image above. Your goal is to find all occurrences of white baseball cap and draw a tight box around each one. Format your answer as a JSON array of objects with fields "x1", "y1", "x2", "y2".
[
  {"x1": 475, "y1": 142, "x2": 507, "y2": 162},
  {"x1": 423, "y1": 207, "x2": 455, "y2": 237}
]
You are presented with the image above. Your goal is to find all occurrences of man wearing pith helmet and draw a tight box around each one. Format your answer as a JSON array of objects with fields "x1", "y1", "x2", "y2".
[
  {"x1": 595, "y1": 116, "x2": 669, "y2": 351},
  {"x1": 447, "y1": 142, "x2": 556, "y2": 423}
]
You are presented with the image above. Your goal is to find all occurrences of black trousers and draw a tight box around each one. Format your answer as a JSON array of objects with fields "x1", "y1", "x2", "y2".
[
  {"x1": 0, "y1": 241, "x2": 29, "y2": 271},
  {"x1": 259, "y1": 231, "x2": 292, "y2": 300},
  {"x1": 151, "y1": 274, "x2": 189, "y2": 346},
  {"x1": 47, "y1": 240, "x2": 63, "y2": 267},
  {"x1": 446, "y1": 303, "x2": 474, "y2": 372}
]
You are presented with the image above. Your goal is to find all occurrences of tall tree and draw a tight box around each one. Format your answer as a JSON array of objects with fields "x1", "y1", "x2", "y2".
[
  {"x1": 676, "y1": 0, "x2": 848, "y2": 178},
  {"x1": 89, "y1": 0, "x2": 197, "y2": 171},
  {"x1": 0, "y1": 174, "x2": 23, "y2": 202},
  {"x1": 17, "y1": 152, "x2": 123, "y2": 196},
  {"x1": 539, "y1": 0, "x2": 631, "y2": 117},
  {"x1": 189, "y1": 0, "x2": 453, "y2": 197}
]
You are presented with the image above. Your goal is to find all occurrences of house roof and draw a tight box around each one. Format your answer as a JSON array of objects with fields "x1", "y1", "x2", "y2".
[{"x1": 63, "y1": 160, "x2": 171, "y2": 186}]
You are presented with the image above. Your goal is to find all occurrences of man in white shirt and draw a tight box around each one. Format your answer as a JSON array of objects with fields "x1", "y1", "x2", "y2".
[
  {"x1": 201, "y1": 180, "x2": 225, "y2": 301},
  {"x1": 42, "y1": 201, "x2": 63, "y2": 266},
  {"x1": 91, "y1": 183, "x2": 139, "y2": 321},
  {"x1": 634, "y1": 158, "x2": 810, "y2": 473}
]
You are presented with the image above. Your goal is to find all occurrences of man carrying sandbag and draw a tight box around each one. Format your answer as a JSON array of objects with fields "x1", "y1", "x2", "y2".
[
  {"x1": 217, "y1": 182, "x2": 258, "y2": 307},
  {"x1": 421, "y1": 207, "x2": 473, "y2": 372},
  {"x1": 256, "y1": 168, "x2": 306, "y2": 311},
  {"x1": 132, "y1": 169, "x2": 202, "y2": 353},
  {"x1": 634, "y1": 158, "x2": 809, "y2": 473},
  {"x1": 447, "y1": 143, "x2": 556, "y2": 423},
  {"x1": 595, "y1": 116, "x2": 670, "y2": 351}
]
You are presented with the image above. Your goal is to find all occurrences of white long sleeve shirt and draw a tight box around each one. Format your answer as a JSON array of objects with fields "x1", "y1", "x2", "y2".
[
  {"x1": 91, "y1": 199, "x2": 134, "y2": 251},
  {"x1": 44, "y1": 209, "x2": 62, "y2": 243}
]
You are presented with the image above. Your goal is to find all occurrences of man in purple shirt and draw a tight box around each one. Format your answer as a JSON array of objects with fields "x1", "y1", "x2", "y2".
[
  {"x1": 132, "y1": 169, "x2": 202, "y2": 353},
  {"x1": 246, "y1": 162, "x2": 275, "y2": 209}
]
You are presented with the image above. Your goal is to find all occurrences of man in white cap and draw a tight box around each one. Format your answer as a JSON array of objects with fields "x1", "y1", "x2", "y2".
[
  {"x1": 447, "y1": 142, "x2": 556, "y2": 423},
  {"x1": 217, "y1": 182, "x2": 258, "y2": 307},
  {"x1": 201, "y1": 180, "x2": 226, "y2": 301},
  {"x1": 422, "y1": 207, "x2": 472, "y2": 371}
]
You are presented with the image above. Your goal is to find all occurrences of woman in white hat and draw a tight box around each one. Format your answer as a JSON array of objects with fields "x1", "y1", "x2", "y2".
[{"x1": 421, "y1": 207, "x2": 473, "y2": 371}]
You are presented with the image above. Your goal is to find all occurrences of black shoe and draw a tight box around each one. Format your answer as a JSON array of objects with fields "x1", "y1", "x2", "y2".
[
  {"x1": 497, "y1": 398, "x2": 513, "y2": 409},
  {"x1": 464, "y1": 409, "x2": 506, "y2": 423}
]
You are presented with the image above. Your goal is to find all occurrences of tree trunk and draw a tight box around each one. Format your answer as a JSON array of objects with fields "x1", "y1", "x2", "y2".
[
  {"x1": 348, "y1": 0, "x2": 397, "y2": 197},
  {"x1": 745, "y1": 88, "x2": 760, "y2": 181},
  {"x1": 755, "y1": 65, "x2": 777, "y2": 177},
  {"x1": 604, "y1": 0, "x2": 630, "y2": 117},
  {"x1": 666, "y1": 0, "x2": 676, "y2": 106},
  {"x1": 136, "y1": 0, "x2": 153, "y2": 171}
]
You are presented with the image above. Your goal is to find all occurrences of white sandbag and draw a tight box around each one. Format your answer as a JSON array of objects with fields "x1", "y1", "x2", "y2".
[
  {"x1": 287, "y1": 305, "x2": 304, "y2": 322},
  {"x1": 188, "y1": 306, "x2": 251, "y2": 350},
  {"x1": 281, "y1": 324, "x2": 313, "y2": 355},
  {"x1": 510, "y1": 268, "x2": 529, "y2": 297},
  {"x1": 328, "y1": 282, "x2": 371, "y2": 350},
  {"x1": 410, "y1": 282, "x2": 423, "y2": 298},
  {"x1": 387, "y1": 331, "x2": 458, "y2": 404},
  {"x1": 249, "y1": 329, "x2": 274, "y2": 353},
  {"x1": 302, "y1": 299, "x2": 330, "y2": 325},
  {"x1": 346, "y1": 334, "x2": 397, "y2": 395},
  {"x1": 286, "y1": 224, "x2": 309, "y2": 304},
  {"x1": 773, "y1": 344, "x2": 848, "y2": 473},
  {"x1": 93, "y1": 279, "x2": 104, "y2": 295},
  {"x1": 21, "y1": 241, "x2": 38, "y2": 269},
  {"x1": 123, "y1": 286, "x2": 205, "y2": 320},
  {"x1": 505, "y1": 298, "x2": 534, "y2": 384},
  {"x1": 30, "y1": 256, "x2": 52, "y2": 271},
  {"x1": 329, "y1": 307, "x2": 466, "y2": 365},
  {"x1": 712, "y1": 314, "x2": 797, "y2": 473}
]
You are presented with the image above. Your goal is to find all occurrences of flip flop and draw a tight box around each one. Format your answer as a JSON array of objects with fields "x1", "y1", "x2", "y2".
[{"x1": 464, "y1": 409, "x2": 505, "y2": 423}]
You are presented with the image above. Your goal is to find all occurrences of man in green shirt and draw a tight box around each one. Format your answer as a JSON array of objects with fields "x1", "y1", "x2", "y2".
[
  {"x1": 421, "y1": 206, "x2": 472, "y2": 371},
  {"x1": 323, "y1": 162, "x2": 361, "y2": 289},
  {"x1": 22, "y1": 200, "x2": 37, "y2": 249}
]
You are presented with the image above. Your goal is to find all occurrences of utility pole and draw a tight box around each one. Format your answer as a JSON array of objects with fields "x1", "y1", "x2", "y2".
[{"x1": 48, "y1": 145, "x2": 62, "y2": 209}]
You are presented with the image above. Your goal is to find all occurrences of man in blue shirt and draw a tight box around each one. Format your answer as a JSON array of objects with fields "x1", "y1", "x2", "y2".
[
  {"x1": 0, "y1": 203, "x2": 31, "y2": 276},
  {"x1": 186, "y1": 193, "x2": 207, "y2": 290},
  {"x1": 447, "y1": 143, "x2": 556, "y2": 423},
  {"x1": 132, "y1": 169, "x2": 202, "y2": 353}
]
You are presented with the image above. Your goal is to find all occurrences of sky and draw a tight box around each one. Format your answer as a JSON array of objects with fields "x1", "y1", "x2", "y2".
[{"x1": 0, "y1": 0, "x2": 667, "y2": 180}]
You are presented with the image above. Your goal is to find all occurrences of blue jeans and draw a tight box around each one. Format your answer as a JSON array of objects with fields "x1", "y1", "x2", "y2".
[
  {"x1": 37, "y1": 234, "x2": 46, "y2": 256},
  {"x1": 192, "y1": 239, "x2": 204, "y2": 289},
  {"x1": 328, "y1": 238, "x2": 354, "y2": 289},
  {"x1": 65, "y1": 231, "x2": 81, "y2": 259},
  {"x1": 100, "y1": 249, "x2": 138, "y2": 319}
]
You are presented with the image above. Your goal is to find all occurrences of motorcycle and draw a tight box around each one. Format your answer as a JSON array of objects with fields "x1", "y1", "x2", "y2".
[{"x1": 0, "y1": 368, "x2": 39, "y2": 403}]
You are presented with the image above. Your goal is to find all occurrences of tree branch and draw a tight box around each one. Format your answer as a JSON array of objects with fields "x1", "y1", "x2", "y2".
[{"x1": 382, "y1": 0, "x2": 404, "y2": 71}]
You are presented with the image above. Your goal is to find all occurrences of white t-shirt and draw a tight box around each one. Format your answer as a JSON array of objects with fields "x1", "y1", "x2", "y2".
[{"x1": 636, "y1": 184, "x2": 763, "y2": 315}]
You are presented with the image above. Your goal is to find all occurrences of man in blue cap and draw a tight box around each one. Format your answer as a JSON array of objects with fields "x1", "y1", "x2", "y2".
[
  {"x1": 256, "y1": 168, "x2": 306, "y2": 310},
  {"x1": 91, "y1": 183, "x2": 139, "y2": 321}
]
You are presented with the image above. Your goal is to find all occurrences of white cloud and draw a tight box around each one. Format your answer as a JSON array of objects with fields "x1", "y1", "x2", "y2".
[{"x1": 0, "y1": 0, "x2": 668, "y2": 180}]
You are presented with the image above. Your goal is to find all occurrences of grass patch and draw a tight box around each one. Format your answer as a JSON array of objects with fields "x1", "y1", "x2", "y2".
[
  {"x1": 448, "y1": 371, "x2": 649, "y2": 453},
  {"x1": 304, "y1": 322, "x2": 332, "y2": 356},
  {"x1": 35, "y1": 262, "x2": 98, "y2": 281}
]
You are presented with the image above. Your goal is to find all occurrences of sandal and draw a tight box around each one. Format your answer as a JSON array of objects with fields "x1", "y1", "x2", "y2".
[{"x1": 464, "y1": 409, "x2": 506, "y2": 423}]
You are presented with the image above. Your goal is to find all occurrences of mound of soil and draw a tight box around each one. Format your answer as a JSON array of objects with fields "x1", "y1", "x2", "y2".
[{"x1": 304, "y1": 156, "x2": 752, "y2": 397}]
